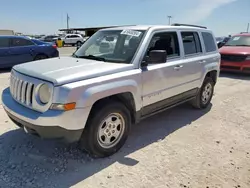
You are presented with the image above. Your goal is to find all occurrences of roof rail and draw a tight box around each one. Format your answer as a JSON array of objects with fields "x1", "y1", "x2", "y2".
[{"x1": 171, "y1": 23, "x2": 207, "y2": 29}]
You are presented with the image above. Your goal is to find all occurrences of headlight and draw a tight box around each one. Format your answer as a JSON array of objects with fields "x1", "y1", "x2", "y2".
[{"x1": 38, "y1": 84, "x2": 51, "y2": 104}]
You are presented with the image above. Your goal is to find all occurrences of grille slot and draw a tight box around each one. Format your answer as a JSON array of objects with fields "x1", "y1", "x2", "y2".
[
  {"x1": 221, "y1": 54, "x2": 247, "y2": 62},
  {"x1": 10, "y1": 75, "x2": 35, "y2": 106},
  {"x1": 221, "y1": 66, "x2": 240, "y2": 70}
]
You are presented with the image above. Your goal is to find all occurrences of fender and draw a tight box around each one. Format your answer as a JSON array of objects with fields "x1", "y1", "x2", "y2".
[
  {"x1": 77, "y1": 79, "x2": 141, "y2": 111},
  {"x1": 199, "y1": 60, "x2": 220, "y2": 87}
]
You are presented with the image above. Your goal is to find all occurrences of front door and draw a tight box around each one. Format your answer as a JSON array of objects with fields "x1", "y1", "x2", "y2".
[
  {"x1": 9, "y1": 37, "x2": 35, "y2": 65},
  {"x1": 141, "y1": 30, "x2": 201, "y2": 116}
]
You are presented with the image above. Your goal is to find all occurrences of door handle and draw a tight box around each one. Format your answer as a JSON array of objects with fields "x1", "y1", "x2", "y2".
[
  {"x1": 174, "y1": 65, "x2": 183, "y2": 70},
  {"x1": 199, "y1": 60, "x2": 206, "y2": 63}
]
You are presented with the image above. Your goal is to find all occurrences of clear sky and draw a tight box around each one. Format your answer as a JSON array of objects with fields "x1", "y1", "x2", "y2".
[{"x1": 0, "y1": 0, "x2": 249, "y2": 36}]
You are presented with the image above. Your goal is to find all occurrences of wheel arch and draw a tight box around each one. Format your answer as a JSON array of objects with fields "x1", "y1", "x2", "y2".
[{"x1": 205, "y1": 70, "x2": 218, "y2": 84}]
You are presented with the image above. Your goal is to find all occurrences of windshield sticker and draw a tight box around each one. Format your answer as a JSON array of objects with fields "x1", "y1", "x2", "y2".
[
  {"x1": 233, "y1": 37, "x2": 240, "y2": 41},
  {"x1": 121, "y1": 30, "x2": 142, "y2": 37}
]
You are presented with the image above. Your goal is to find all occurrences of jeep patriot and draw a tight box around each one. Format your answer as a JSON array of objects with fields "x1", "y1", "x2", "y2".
[{"x1": 1, "y1": 24, "x2": 220, "y2": 157}]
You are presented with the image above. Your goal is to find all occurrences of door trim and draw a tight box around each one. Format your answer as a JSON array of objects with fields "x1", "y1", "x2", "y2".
[{"x1": 141, "y1": 88, "x2": 198, "y2": 117}]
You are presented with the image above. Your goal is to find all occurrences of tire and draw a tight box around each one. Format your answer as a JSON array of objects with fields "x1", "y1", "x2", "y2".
[
  {"x1": 79, "y1": 100, "x2": 131, "y2": 158},
  {"x1": 191, "y1": 77, "x2": 214, "y2": 109},
  {"x1": 34, "y1": 54, "x2": 48, "y2": 61},
  {"x1": 76, "y1": 41, "x2": 82, "y2": 46}
]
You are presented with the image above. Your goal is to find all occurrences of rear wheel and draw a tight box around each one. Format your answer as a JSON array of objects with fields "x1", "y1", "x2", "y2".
[
  {"x1": 79, "y1": 100, "x2": 131, "y2": 158},
  {"x1": 34, "y1": 54, "x2": 48, "y2": 61},
  {"x1": 76, "y1": 41, "x2": 82, "y2": 47},
  {"x1": 191, "y1": 77, "x2": 214, "y2": 109}
]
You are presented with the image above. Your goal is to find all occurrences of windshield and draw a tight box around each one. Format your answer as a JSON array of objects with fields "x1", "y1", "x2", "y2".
[
  {"x1": 225, "y1": 36, "x2": 250, "y2": 46},
  {"x1": 74, "y1": 29, "x2": 146, "y2": 63},
  {"x1": 216, "y1": 37, "x2": 223, "y2": 42}
]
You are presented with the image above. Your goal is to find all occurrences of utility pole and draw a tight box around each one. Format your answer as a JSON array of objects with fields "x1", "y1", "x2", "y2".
[
  {"x1": 67, "y1": 13, "x2": 70, "y2": 30},
  {"x1": 167, "y1": 16, "x2": 172, "y2": 25},
  {"x1": 247, "y1": 23, "x2": 249, "y2": 33}
]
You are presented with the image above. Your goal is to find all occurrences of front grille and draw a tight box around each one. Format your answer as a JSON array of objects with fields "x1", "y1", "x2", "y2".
[
  {"x1": 221, "y1": 54, "x2": 247, "y2": 62},
  {"x1": 10, "y1": 74, "x2": 35, "y2": 106},
  {"x1": 221, "y1": 66, "x2": 240, "y2": 70},
  {"x1": 243, "y1": 67, "x2": 250, "y2": 72}
]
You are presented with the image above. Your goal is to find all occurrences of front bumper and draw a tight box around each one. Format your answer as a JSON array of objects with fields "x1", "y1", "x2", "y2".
[
  {"x1": 220, "y1": 60, "x2": 250, "y2": 72},
  {"x1": 2, "y1": 88, "x2": 91, "y2": 143}
]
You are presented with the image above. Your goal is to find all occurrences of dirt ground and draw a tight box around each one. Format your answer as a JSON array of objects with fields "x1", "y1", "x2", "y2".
[{"x1": 0, "y1": 54, "x2": 249, "y2": 187}]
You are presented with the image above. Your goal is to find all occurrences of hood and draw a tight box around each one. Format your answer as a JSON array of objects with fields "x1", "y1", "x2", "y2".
[
  {"x1": 219, "y1": 46, "x2": 250, "y2": 55},
  {"x1": 13, "y1": 57, "x2": 134, "y2": 86}
]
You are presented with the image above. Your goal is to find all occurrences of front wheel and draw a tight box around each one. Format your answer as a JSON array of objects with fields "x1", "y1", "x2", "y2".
[
  {"x1": 34, "y1": 54, "x2": 47, "y2": 61},
  {"x1": 79, "y1": 100, "x2": 131, "y2": 158},
  {"x1": 191, "y1": 77, "x2": 214, "y2": 109}
]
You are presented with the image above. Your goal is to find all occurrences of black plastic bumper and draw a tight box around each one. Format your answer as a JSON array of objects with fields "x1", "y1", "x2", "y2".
[{"x1": 7, "y1": 111, "x2": 83, "y2": 143}]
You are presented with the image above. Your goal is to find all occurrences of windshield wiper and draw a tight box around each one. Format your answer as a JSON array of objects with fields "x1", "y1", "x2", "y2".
[
  {"x1": 77, "y1": 55, "x2": 106, "y2": 62},
  {"x1": 235, "y1": 44, "x2": 250, "y2": 46},
  {"x1": 72, "y1": 53, "x2": 79, "y2": 58}
]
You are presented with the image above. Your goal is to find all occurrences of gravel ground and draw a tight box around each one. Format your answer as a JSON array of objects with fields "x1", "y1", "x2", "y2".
[{"x1": 0, "y1": 53, "x2": 250, "y2": 187}]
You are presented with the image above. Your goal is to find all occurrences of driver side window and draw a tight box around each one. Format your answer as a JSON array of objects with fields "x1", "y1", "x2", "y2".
[{"x1": 146, "y1": 32, "x2": 180, "y2": 59}]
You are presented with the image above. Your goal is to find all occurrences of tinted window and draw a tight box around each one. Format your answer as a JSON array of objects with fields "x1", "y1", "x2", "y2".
[
  {"x1": 0, "y1": 38, "x2": 9, "y2": 48},
  {"x1": 181, "y1": 32, "x2": 202, "y2": 55},
  {"x1": 147, "y1": 32, "x2": 180, "y2": 58},
  {"x1": 11, "y1": 38, "x2": 34, "y2": 47},
  {"x1": 202, "y1": 32, "x2": 217, "y2": 52},
  {"x1": 72, "y1": 35, "x2": 80, "y2": 38}
]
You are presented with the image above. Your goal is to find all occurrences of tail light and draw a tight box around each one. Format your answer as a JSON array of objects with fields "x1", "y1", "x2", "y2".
[{"x1": 52, "y1": 44, "x2": 57, "y2": 49}]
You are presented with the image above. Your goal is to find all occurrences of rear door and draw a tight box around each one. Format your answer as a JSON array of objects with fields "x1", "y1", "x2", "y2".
[
  {"x1": 0, "y1": 37, "x2": 11, "y2": 67},
  {"x1": 9, "y1": 37, "x2": 36, "y2": 65},
  {"x1": 178, "y1": 31, "x2": 205, "y2": 90},
  {"x1": 64, "y1": 35, "x2": 72, "y2": 44},
  {"x1": 71, "y1": 35, "x2": 81, "y2": 44},
  {"x1": 200, "y1": 31, "x2": 220, "y2": 77}
]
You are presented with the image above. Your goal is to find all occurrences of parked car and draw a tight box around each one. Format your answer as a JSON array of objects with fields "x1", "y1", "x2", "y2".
[
  {"x1": 1, "y1": 24, "x2": 220, "y2": 158},
  {"x1": 219, "y1": 33, "x2": 250, "y2": 72},
  {"x1": 0, "y1": 36, "x2": 59, "y2": 68},
  {"x1": 216, "y1": 36, "x2": 231, "y2": 48},
  {"x1": 62, "y1": 34, "x2": 85, "y2": 46},
  {"x1": 39, "y1": 35, "x2": 59, "y2": 43}
]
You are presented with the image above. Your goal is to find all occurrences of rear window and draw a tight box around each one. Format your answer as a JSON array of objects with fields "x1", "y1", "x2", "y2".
[
  {"x1": 181, "y1": 32, "x2": 202, "y2": 55},
  {"x1": 11, "y1": 38, "x2": 34, "y2": 47},
  {"x1": 202, "y1": 32, "x2": 217, "y2": 52},
  {"x1": 0, "y1": 38, "x2": 9, "y2": 48},
  {"x1": 31, "y1": 39, "x2": 46, "y2": 45}
]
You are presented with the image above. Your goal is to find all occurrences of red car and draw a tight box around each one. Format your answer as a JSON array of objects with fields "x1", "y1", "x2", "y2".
[{"x1": 219, "y1": 33, "x2": 250, "y2": 72}]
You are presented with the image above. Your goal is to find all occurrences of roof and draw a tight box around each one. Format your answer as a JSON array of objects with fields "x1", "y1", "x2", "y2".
[
  {"x1": 234, "y1": 32, "x2": 250, "y2": 36},
  {"x1": 59, "y1": 24, "x2": 209, "y2": 32},
  {"x1": 58, "y1": 25, "x2": 136, "y2": 31},
  {"x1": 102, "y1": 24, "x2": 210, "y2": 31},
  {"x1": 0, "y1": 35, "x2": 30, "y2": 39}
]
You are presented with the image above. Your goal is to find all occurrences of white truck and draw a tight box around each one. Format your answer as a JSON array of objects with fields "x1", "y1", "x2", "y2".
[{"x1": 2, "y1": 24, "x2": 220, "y2": 158}]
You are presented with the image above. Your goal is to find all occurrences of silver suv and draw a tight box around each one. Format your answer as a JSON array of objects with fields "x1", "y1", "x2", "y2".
[{"x1": 2, "y1": 24, "x2": 220, "y2": 158}]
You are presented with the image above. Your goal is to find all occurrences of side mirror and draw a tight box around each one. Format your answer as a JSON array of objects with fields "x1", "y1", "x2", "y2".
[
  {"x1": 146, "y1": 50, "x2": 167, "y2": 64},
  {"x1": 217, "y1": 42, "x2": 222, "y2": 48}
]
